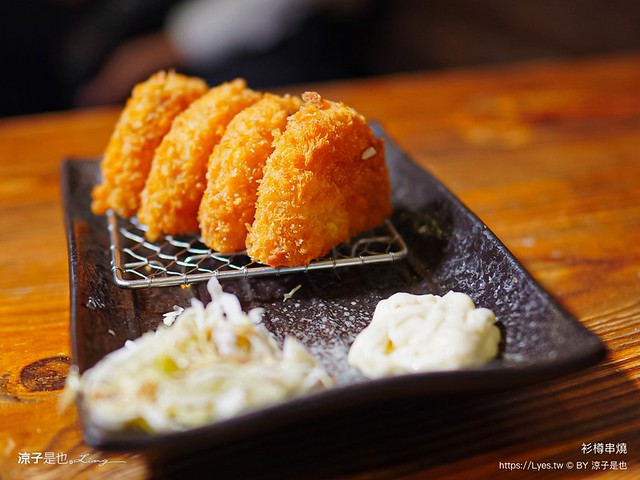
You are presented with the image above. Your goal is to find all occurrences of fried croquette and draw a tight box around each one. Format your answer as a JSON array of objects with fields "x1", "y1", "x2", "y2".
[
  {"x1": 137, "y1": 79, "x2": 261, "y2": 241},
  {"x1": 198, "y1": 93, "x2": 302, "y2": 253},
  {"x1": 91, "y1": 71, "x2": 208, "y2": 217},
  {"x1": 246, "y1": 92, "x2": 391, "y2": 267}
]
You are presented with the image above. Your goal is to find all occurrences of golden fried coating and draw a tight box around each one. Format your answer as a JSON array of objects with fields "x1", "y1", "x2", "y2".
[
  {"x1": 198, "y1": 93, "x2": 301, "y2": 253},
  {"x1": 91, "y1": 71, "x2": 208, "y2": 217},
  {"x1": 246, "y1": 92, "x2": 391, "y2": 267},
  {"x1": 137, "y1": 79, "x2": 261, "y2": 241}
]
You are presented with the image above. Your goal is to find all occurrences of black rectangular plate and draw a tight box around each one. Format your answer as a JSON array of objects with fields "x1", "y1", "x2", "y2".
[{"x1": 61, "y1": 129, "x2": 605, "y2": 457}]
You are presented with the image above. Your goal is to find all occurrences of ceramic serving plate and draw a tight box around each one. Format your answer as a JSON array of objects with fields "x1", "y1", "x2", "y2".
[{"x1": 60, "y1": 128, "x2": 605, "y2": 457}]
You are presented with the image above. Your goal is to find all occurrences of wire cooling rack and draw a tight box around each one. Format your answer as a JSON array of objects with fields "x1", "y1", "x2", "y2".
[{"x1": 108, "y1": 213, "x2": 408, "y2": 289}]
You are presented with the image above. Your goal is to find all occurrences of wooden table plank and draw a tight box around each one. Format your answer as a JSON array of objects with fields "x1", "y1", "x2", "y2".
[{"x1": 1, "y1": 54, "x2": 639, "y2": 479}]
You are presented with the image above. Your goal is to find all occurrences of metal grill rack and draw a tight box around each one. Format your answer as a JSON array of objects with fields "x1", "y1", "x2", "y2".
[{"x1": 108, "y1": 213, "x2": 408, "y2": 289}]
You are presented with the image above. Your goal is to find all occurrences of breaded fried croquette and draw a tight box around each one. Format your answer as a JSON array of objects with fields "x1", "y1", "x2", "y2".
[
  {"x1": 91, "y1": 71, "x2": 208, "y2": 217},
  {"x1": 246, "y1": 92, "x2": 391, "y2": 267},
  {"x1": 198, "y1": 93, "x2": 302, "y2": 253},
  {"x1": 138, "y1": 79, "x2": 261, "y2": 241}
]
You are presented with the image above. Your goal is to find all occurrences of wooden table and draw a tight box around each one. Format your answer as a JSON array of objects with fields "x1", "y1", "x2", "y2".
[{"x1": 1, "y1": 53, "x2": 639, "y2": 479}]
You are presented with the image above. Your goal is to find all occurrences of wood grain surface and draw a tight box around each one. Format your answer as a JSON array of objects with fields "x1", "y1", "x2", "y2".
[{"x1": 1, "y1": 53, "x2": 639, "y2": 479}]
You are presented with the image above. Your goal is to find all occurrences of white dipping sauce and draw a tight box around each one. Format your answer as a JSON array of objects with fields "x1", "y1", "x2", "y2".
[{"x1": 348, "y1": 291, "x2": 501, "y2": 378}]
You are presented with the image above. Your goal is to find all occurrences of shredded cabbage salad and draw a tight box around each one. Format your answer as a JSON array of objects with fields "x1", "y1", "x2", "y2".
[{"x1": 63, "y1": 278, "x2": 334, "y2": 433}]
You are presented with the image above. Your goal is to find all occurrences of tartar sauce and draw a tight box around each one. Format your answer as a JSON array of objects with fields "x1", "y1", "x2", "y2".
[{"x1": 348, "y1": 291, "x2": 501, "y2": 378}]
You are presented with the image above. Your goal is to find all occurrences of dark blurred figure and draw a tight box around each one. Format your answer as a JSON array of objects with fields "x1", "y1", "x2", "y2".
[
  {"x1": 0, "y1": 0, "x2": 181, "y2": 117},
  {"x1": 1, "y1": 0, "x2": 640, "y2": 117},
  {"x1": 0, "y1": 0, "x2": 374, "y2": 116},
  {"x1": 72, "y1": 0, "x2": 376, "y2": 106}
]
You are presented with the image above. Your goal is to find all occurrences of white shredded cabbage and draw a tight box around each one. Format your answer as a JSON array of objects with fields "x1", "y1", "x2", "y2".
[{"x1": 66, "y1": 278, "x2": 333, "y2": 433}]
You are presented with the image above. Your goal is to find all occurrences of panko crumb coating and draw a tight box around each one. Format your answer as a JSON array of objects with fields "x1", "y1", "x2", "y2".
[
  {"x1": 91, "y1": 71, "x2": 208, "y2": 217},
  {"x1": 138, "y1": 79, "x2": 261, "y2": 241},
  {"x1": 199, "y1": 93, "x2": 302, "y2": 253},
  {"x1": 246, "y1": 92, "x2": 391, "y2": 267}
]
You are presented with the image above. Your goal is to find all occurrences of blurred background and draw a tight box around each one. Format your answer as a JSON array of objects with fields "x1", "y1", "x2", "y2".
[{"x1": 1, "y1": 0, "x2": 640, "y2": 118}]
